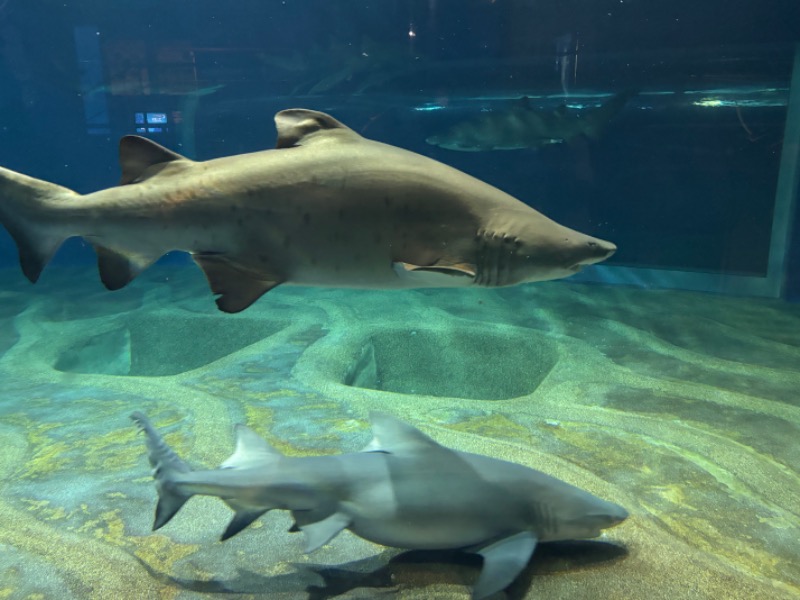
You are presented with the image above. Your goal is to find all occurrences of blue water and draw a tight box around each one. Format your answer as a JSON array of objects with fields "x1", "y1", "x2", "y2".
[{"x1": 1, "y1": 2, "x2": 800, "y2": 599}]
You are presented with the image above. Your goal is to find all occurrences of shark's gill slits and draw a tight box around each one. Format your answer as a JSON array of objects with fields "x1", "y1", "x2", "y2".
[
  {"x1": 531, "y1": 501, "x2": 554, "y2": 537},
  {"x1": 475, "y1": 230, "x2": 516, "y2": 287}
]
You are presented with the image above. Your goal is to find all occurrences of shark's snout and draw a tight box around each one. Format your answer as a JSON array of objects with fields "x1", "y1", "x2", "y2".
[
  {"x1": 588, "y1": 239, "x2": 617, "y2": 259},
  {"x1": 577, "y1": 503, "x2": 629, "y2": 538},
  {"x1": 575, "y1": 237, "x2": 617, "y2": 268},
  {"x1": 607, "y1": 504, "x2": 629, "y2": 526}
]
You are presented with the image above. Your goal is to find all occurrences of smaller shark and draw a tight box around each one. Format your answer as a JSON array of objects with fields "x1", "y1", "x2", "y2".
[
  {"x1": 131, "y1": 411, "x2": 628, "y2": 599},
  {"x1": 426, "y1": 91, "x2": 635, "y2": 152}
]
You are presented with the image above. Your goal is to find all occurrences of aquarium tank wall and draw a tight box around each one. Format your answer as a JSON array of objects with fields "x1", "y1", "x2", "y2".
[{"x1": 0, "y1": 1, "x2": 799, "y2": 600}]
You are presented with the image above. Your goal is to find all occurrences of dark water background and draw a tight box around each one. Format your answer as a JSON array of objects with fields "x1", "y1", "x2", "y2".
[{"x1": 1, "y1": 0, "x2": 799, "y2": 290}]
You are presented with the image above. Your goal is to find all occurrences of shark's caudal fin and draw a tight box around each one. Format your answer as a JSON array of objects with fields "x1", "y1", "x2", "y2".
[
  {"x1": 130, "y1": 412, "x2": 194, "y2": 530},
  {"x1": 0, "y1": 166, "x2": 79, "y2": 282}
]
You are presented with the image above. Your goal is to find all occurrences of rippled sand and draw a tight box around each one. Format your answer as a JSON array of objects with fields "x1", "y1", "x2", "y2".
[{"x1": 0, "y1": 265, "x2": 797, "y2": 599}]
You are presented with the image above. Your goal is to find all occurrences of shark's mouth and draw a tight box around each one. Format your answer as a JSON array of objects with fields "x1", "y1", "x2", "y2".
[{"x1": 572, "y1": 245, "x2": 617, "y2": 270}]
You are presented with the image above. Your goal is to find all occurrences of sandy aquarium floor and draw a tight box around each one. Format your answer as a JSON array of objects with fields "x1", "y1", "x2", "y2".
[{"x1": 0, "y1": 265, "x2": 798, "y2": 600}]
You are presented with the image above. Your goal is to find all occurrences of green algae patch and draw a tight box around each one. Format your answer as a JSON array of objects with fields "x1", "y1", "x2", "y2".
[
  {"x1": 22, "y1": 439, "x2": 70, "y2": 480},
  {"x1": 81, "y1": 426, "x2": 142, "y2": 472},
  {"x1": 447, "y1": 413, "x2": 532, "y2": 443},
  {"x1": 0, "y1": 503, "x2": 162, "y2": 599},
  {"x1": 131, "y1": 533, "x2": 201, "y2": 576},
  {"x1": 0, "y1": 426, "x2": 27, "y2": 481},
  {"x1": 2, "y1": 417, "x2": 68, "y2": 479},
  {"x1": 243, "y1": 405, "x2": 318, "y2": 456}
]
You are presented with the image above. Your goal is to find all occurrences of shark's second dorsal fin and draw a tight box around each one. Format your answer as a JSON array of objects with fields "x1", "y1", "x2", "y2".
[
  {"x1": 119, "y1": 136, "x2": 191, "y2": 185},
  {"x1": 220, "y1": 424, "x2": 282, "y2": 469},
  {"x1": 274, "y1": 109, "x2": 360, "y2": 149},
  {"x1": 365, "y1": 412, "x2": 441, "y2": 454}
]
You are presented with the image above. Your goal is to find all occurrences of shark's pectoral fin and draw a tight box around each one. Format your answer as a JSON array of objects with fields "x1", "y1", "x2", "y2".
[
  {"x1": 94, "y1": 244, "x2": 159, "y2": 290},
  {"x1": 221, "y1": 507, "x2": 270, "y2": 541},
  {"x1": 394, "y1": 261, "x2": 476, "y2": 277},
  {"x1": 392, "y1": 261, "x2": 476, "y2": 286},
  {"x1": 471, "y1": 532, "x2": 538, "y2": 600},
  {"x1": 300, "y1": 511, "x2": 352, "y2": 553},
  {"x1": 192, "y1": 253, "x2": 284, "y2": 313}
]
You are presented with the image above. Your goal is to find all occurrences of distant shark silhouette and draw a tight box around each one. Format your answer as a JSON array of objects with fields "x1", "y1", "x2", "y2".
[
  {"x1": 426, "y1": 91, "x2": 635, "y2": 152},
  {"x1": 131, "y1": 411, "x2": 628, "y2": 600}
]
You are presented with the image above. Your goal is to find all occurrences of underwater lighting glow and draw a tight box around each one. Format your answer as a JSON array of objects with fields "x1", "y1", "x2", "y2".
[
  {"x1": 693, "y1": 98, "x2": 787, "y2": 108},
  {"x1": 413, "y1": 103, "x2": 446, "y2": 111},
  {"x1": 695, "y1": 98, "x2": 724, "y2": 107}
]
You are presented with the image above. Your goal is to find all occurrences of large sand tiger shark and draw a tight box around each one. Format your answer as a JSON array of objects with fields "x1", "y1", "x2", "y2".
[
  {"x1": 0, "y1": 109, "x2": 616, "y2": 313},
  {"x1": 131, "y1": 411, "x2": 628, "y2": 599}
]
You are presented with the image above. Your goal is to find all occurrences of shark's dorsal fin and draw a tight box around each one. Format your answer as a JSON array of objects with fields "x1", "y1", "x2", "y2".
[
  {"x1": 119, "y1": 136, "x2": 191, "y2": 185},
  {"x1": 220, "y1": 424, "x2": 282, "y2": 470},
  {"x1": 274, "y1": 109, "x2": 361, "y2": 149},
  {"x1": 365, "y1": 412, "x2": 441, "y2": 454}
]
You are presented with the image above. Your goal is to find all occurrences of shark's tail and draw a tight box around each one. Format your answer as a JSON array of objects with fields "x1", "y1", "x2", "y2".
[
  {"x1": 130, "y1": 412, "x2": 195, "y2": 531},
  {"x1": 0, "y1": 165, "x2": 80, "y2": 282}
]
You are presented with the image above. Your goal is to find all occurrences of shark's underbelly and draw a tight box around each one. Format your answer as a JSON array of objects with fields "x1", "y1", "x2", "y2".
[
  {"x1": 339, "y1": 482, "x2": 521, "y2": 549},
  {"x1": 348, "y1": 516, "x2": 504, "y2": 550},
  {"x1": 236, "y1": 218, "x2": 478, "y2": 289}
]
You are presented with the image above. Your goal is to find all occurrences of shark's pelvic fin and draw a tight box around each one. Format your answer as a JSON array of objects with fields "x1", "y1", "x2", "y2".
[
  {"x1": 472, "y1": 532, "x2": 538, "y2": 600},
  {"x1": 221, "y1": 504, "x2": 270, "y2": 541},
  {"x1": 192, "y1": 253, "x2": 284, "y2": 313},
  {"x1": 221, "y1": 424, "x2": 282, "y2": 470},
  {"x1": 301, "y1": 511, "x2": 352, "y2": 553},
  {"x1": 118, "y1": 135, "x2": 192, "y2": 185}
]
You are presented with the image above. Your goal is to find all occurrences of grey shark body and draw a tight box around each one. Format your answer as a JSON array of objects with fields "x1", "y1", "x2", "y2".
[
  {"x1": 0, "y1": 109, "x2": 615, "y2": 313},
  {"x1": 426, "y1": 91, "x2": 635, "y2": 152},
  {"x1": 131, "y1": 411, "x2": 628, "y2": 599}
]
